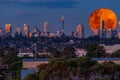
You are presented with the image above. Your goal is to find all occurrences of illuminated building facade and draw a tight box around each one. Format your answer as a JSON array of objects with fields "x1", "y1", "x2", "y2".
[
  {"x1": 76, "y1": 24, "x2": 84, "y2": 38},
  {"x1": 33, "y1": 26, "x2": 40, "y2": 37},
  {"x1": 49, "y1": 32, "x2": 54, "y2": 38},
  {"x1": 5, "y1": 24, "x2": 12, "y2": 35},
  {"x1": 118, "y1": 21, "x2": 120, "y2": 39},
  {"x1": 29, "y1": 32, "x2": 33, "y2": 38},
  {"x1": 61, "y1": 16, "x2": 64, "y2": 35},
  {"x1": 56, "y1": 30, "x2": 61, "y2": 37},
  {"x1": 107, "y1": 28, "x2": 112, "y2": 38},
  {"x1": 0, "y1": 28, "x2": 4, "y2": 36},
  {"x1": 44, "y1": 22, "x2": 48, "y2": 37},
  {"x1": 23, "y1": 24, "x2": 29, "y2": 37}
]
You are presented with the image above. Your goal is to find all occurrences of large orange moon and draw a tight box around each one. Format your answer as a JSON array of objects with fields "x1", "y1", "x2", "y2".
[{"x1": 88, "y1": 8, "x2": 118, "y2": 33}]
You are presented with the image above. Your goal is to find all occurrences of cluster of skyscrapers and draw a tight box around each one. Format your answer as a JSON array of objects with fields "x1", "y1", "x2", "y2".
[
  {"x1": 0, "y1": 16, "x2": 84, "y2": 39},
  {"x1": 92, "y1": 20, "x2": 119, "y2": 38},
  {"x1": 1, "y1": 18, "x2": 120, "y2": 39}
]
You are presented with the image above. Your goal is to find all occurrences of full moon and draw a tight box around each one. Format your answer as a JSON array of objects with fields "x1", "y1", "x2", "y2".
[{"x1": 88, "y1": 8, "x2": 118, "y2": 33}]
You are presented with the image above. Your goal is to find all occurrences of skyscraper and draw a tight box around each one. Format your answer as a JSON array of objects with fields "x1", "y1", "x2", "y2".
[
  {"x1": 44, "y1": 22, "x2": 48, "y2": 37},
  {"x1": 61, "y1": 16, "x2": 64, "y2": 35},
  {"x1": 29, "y1": 32, "x2": 33, "y2": 38},
  {"x1": 0, "y1": 28, "x2": 4, "y2": 36},
  {"x1": 15, "y1": 27, "x2": 22, "y2": 37},
  {"x1": 5, "y1": 24, "x2": 12, "y2": 35},
  {"x1": 16, "y1": 27, "x2": 22, "y2": 34},
  {"x1": 49, "y1": 32, "x2": 54, "y2": 38},
  {"x1": 33, "y1": 25, "x2": 40, "y2": 37},
  {"x1": 100, "y1": 20, "x2": 106, "y2": 38},
  {"x1": 76, "y1": 24, "x2": 84, "y2": 38},
  {"x1": 69, "y1": 31, "x2": 74, "y2": 37},
  {"x1": 56, "y1": 30, "x2": 61, "y2": 37},
  {"x1": 118, "y1": 21, "x2": 120, "y2": 39},
  {"x1": 107, "y1": 28, "x2": 112, "y2": 38},
  {"x1": 23, "y1": 24, "x2": 29, "y2": 37}
]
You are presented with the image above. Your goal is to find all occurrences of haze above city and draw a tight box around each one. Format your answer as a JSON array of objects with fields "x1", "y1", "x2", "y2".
[{"x1": 0, "y1": 0, "x2": 120, "y2": 37}]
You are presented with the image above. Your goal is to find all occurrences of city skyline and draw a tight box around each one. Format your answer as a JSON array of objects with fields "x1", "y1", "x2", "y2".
[{"x1": 0, "y1": 0, "x2": 120, "y2": 37}]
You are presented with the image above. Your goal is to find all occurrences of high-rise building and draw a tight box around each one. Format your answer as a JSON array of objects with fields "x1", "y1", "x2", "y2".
[
  {"x1": 0, "y1": 28, "x2": 4, "y2": 36},
  {"x1": 33, "y1": 26, "x2": 40, "y2": 37},
  {"x1": 16, "y1": 27, "x2": 22, "y2": 34},
  {"x1": 100, "y1": 20, "x2": 106, "y2": 38},
  {"x1": 56, "y1": 30, "x2": 61, "y2": 37},
  {"x1": 15, "y1": 27, "x2": 22, "y2": 37},
  {"x1": 118, "y1": 21, "x2": 120, "y2": 39},
  {"x1": 92, "y1": 29, "x2": 99, "y2": 36},
  {"x1": 49, "y1": 32, "x2": 54, "y2": 38},
  {"x1": 69, "y1": 31, "x2": 74, "y2": 37},
  {"x1": 29, "y1": 32, "x2": 32, "y2": 38},
  {"x1": 23, "y1": 24, "x2": 29, "y2": 37},
  {"x1": 44, "y1": 22, "x2": 48, "y2": 37},
  {"x1": 107, "y1": 28, "x2": 112, "y2": 38},
  {"x1": 5, "y1": 24, "x2": 12, "y2": 35},
  {"x1": 61, "y1": 16, "x2": 64, "y2": 35},
  {"x1": 76, "y1": 24, "x2": 84, "y2": 38},
  {"x1": 112, "y1": 30, "x2": 117, "y2": 38}
]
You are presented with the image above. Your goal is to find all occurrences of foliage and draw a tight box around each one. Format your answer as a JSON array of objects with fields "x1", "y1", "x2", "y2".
[
  {"x1": 0, "y1": 46, "x2": 22, "y2": 80},
  {"x1": 24, "y1": 57, "x2": 97, "y2": 80},
  {"x1": 49, "y1": 47, "x2": 76, "y2": 58},
  {"x1": 85, "y1": 42, "x2": 105, "y2": 58},
  {"x1": 109, "y1": 49, "x2": 120, "y2": 57}
]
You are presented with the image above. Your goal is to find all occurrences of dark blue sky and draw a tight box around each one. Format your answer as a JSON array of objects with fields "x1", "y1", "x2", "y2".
[{"x1": 0, "y1": 0, "x2": 120, "y2": 37}]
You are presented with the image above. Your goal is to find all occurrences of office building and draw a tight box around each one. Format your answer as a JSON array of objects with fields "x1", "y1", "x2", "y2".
[
  {"x1": 69, "y1": 31, "x2": 74, "y2": 37},
  {"x1": 29, "y1": 32, "x2": 32, "y2": 38},
  {"x1": 5, "y1": 24, "x2": 12, "y2": 35},
  {"x1": 107, "y1": 28, "x2": 112, "y2": 38},
  {"x1": 100, "y1": 20, "x2": 106, "y2": 38},
  {"x1": 0, "y1": 28, "x2": 4, "y2": 36},
  {"x1": 76, "y1": 24, "x2": 84, "y2": 38},
  {"x1": 16, "y1": 27, "x2": 22, "y2": 36},
  {"x1": 44, "y1": 22, "x2": 48, "y2": 37},
  {"x1": 23, "y1": 24, "x2": 29, "y2": 37},
  {"x1": 112, "y1": 30, "x2": 117, "y2": 38},
  {"x1": 118, "y1": 21, "x2": 120, "y2": 39},
  {"x1": 61, "y1": 16, "x2": 64, "y2": 35},
  {"x1": 56, "y1": 30, "x2": 61, "y2": 37},
  {"x1": 33, "y1": 26, "x2": 40, "y2": 37},
  {"x1": 49, "y1": 32, "x2": 54, "y2": 38}
]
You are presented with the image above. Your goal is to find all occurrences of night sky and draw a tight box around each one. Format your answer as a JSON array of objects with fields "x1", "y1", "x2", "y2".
[{"x1": 0, "y1": 0, "x2": 120, "y2": 37}]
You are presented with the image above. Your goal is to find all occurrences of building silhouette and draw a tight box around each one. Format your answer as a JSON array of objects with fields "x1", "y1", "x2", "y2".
[
  {"x1": 44, "y1": 22, "x2": 48, "y2": 37},
  {"x1": 61, "y1": 16, "x2": 64, "y2": 35},
  {"x1": 118, "y1": 21, "x2": 120, "y2": 39},
  {"x1": 5, "y1": 24, "x2": 12, "y2": 36},
  {"x1": 0, "y1": 28, "x2": 4, "y2": 36},
  {"x1": 33, "y1": 25, "x2": 40, "y2": 37},
  {"x1": 76, "y1": 24, "x2": 84, "y2": 38},
  {"x1": 23, "y1": 24, "x2": 29, "y2": 37}
]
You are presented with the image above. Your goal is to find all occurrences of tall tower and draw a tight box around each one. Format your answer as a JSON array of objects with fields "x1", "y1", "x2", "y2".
[
  {"x1": 16, "y1": 27, "x2": 21, "y2": 34},
  {"x1": 0, "y1": 28, "x2": 4, "y2": 36},
  {"x1": 118, "y1": 21, "x2": 120, "y2": 39},
  {"x1": 61, "y1": 16, "x2": 64, "y2": 34},
  {"x1": 56, "y1": 30, "x2": 61, "y2": 37},
  {"x1": 107, "y1": 28, "x2": 112, "y2": 38},
  {"x1": 5, "y1": 24, "x2": 12, "y2": 35},
  {"x1": 100, "y1": 20, "x2": 106, "y2": 38},
  {"x1": 23, "y1": 24, "x2": 29, "y2": 37},
  {"x1": 33, "y1": 25, "x2": 40, "y2": 37},
  {"x1": 15, "y1": 27, "x2": 22, "y2": 36},
  {"x1": 29, "y1": 32, "x2": 33, "y2": 38},
  {"x1": 44, "y1": 22, "x2": 48, "y2": 37},
  {"x1": 76, "y1": 24, "x2": 84, "y2": 39}
]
